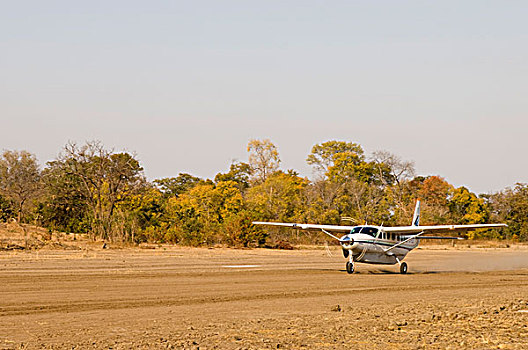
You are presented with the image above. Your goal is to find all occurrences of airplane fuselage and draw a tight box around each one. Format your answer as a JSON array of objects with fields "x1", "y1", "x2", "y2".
[
  {"x1": 340, "y1": 226, "x2": 419, "y2": 265},
  {"x1": 253, "y1": 199, "x2": 506, "y2": 274}
]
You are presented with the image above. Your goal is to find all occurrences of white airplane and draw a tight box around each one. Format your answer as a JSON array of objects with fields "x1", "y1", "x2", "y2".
[{"x1": 253, "y1": 200, "x2": 507, "y2": 274}]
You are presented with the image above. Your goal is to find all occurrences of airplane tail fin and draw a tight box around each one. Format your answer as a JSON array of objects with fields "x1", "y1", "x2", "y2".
[{"x1": 412, "y1": 200, "x2": 420, "y2": 226}]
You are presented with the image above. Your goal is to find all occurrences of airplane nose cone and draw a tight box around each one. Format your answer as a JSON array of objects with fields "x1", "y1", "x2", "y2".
[{"x1": 340, "y1": 235, "x2": 354, "y2": 247}]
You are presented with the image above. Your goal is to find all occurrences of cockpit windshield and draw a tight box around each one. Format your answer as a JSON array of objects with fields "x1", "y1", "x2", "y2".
[{"x1": 350, "y1": 226, "x2": 378, "y2": 237}]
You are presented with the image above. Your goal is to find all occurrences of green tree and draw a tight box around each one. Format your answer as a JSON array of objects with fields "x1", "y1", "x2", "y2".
[
  {"x1": 214, "y1": 162, "x2": 251, "y2": 190},
  {"x1": 302, "y1": 180, "x2": 344, "y2": 225},
  {"x1": 222, "y1": 210, "x2": 267, "y2": 247},
  {"x1": 114, "y1": 186, "x2": 165, "y2": 243},
  {"x1": 306, "y1": 141, "x2": 364, "y2": 177},
  {"x1": 0, "y1": 150, "x2": 41, "y2": 223},
  {"x1": 246, "y1": 170, "x2": 308, "y2": 222},
  {"x1": 449, "y1": 186, "x2": 489, "y2": 225},
  {"x1": 0, "y1": 194, "x2": 15, "y2": 222},
  {"x1": 307, "y1": 141, "x2": 385, "y2": 185},
  {"x1": 47, "y1": 141, "x2": 144, "y2": 241},
  {"x1": 39, "y1": 164, "x2": 90, "y2": 233},
  {"x1": 154, "y1": 173, "x2": 203, "y2": 197},
  {"x1": 163, "y1": 181, "x2": 263, "y2": 246},
  {"x1": 488, "y1": 183, "x2": 528, "y2": 241},
  {"x1": 334, "y1": 179, "x2": 391, "y2": 226}
]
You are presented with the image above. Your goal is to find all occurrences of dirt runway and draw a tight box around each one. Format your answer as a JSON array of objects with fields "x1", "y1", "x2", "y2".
[{"x1": 1, "y1": 246, "x2": 527, "y2": 349}]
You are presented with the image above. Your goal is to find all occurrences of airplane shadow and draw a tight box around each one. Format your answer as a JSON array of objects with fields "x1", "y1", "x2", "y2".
[
  {"x1": 338, "y1": 269, "x2": 446, "y2": 275},
  {"x1": 338, "y1": 269, "x2": 399, "y2": 274}
]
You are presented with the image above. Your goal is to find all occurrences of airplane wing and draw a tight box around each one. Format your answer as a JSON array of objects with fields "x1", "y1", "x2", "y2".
[
  {"x1": 382, "y1": 224, "x2": 505, "y2": 253},
  {"x1": 252, "y1": 221, "x2": 507, "y2": 237},
  {"x1": 384, "y1": 223, "x2": 507, "y2": 235},
  {"x1": 252, "y1": 222, "x2": 354, "y2": 233}
]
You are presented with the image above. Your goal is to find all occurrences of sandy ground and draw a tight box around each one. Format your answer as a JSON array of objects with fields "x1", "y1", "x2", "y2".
[{"x1": 0, "y1": 246, "x2": 527, "y2": 349}]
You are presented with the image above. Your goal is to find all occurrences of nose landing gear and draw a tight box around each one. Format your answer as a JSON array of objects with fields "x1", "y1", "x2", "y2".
[
  {"x1": 346, "y1": 254, "x2": 355, "y2": 274},
  {"x1": 346, "y1": 261, "x2": 355, "y2": 274}
]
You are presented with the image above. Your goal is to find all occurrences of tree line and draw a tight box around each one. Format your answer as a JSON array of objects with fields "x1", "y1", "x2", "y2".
[{"x1": 0, "y1": 139, "x2": 526, "y2": 246}]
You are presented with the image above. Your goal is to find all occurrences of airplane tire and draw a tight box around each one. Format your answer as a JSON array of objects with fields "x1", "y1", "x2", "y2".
[
  {"x1": 400, "y1": 262, "x2": 408, "y2": 274},
  {"x1": 346, "y1": 262, "x2": 355, "y2": 274}
]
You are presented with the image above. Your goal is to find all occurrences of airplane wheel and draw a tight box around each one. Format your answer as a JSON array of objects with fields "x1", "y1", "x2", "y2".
[
  {"x1": 346, "y1": 262, "x2": 355, "y2": 274},
  {"x1": 400, "y1": 262, "x2": 408, "y2": 274}
]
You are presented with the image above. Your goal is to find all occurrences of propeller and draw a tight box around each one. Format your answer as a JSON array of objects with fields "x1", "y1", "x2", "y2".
[{"x1": 339, "y1": 234, "x2": 354, "y2": 248}]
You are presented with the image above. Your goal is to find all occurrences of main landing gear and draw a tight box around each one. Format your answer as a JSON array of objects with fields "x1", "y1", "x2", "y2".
[
  {"x1": 399, "y1": 262, "x2": 408, "y2": 274},
  {"x1": 345, "y1": 257, "x2": 408, "y2": 275},
  {"x1": 396, "y1": 257, "x2": 408, "y2": 274}
]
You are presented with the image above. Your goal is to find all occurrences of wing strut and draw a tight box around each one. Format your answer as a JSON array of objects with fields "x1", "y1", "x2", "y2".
[
  {"x1": 383, "y1": 231, "x2": 425, "y2": 253},
  {"x1": 321, "y1": 229, "x2": 342, "y2": 241}
]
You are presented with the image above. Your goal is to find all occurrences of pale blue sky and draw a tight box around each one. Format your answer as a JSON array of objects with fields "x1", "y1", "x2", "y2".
[{"x1": 1, "y1": 1, "x2": 527, "y2": 193}]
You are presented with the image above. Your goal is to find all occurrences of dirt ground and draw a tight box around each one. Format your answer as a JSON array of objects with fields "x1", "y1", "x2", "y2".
[{"x1": 0, "y1": 246, "x2": 527, "y2": 349}]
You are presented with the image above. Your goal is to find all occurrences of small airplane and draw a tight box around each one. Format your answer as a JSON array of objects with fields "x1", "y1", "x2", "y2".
[{"x1": 253, "y1": 200, "x2": 507, "y2": 274}]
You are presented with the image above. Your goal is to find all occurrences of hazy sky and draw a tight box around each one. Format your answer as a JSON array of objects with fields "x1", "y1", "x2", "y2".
[{"x1": 1, "y1": 1, "x2": 527, "y2": 194}]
